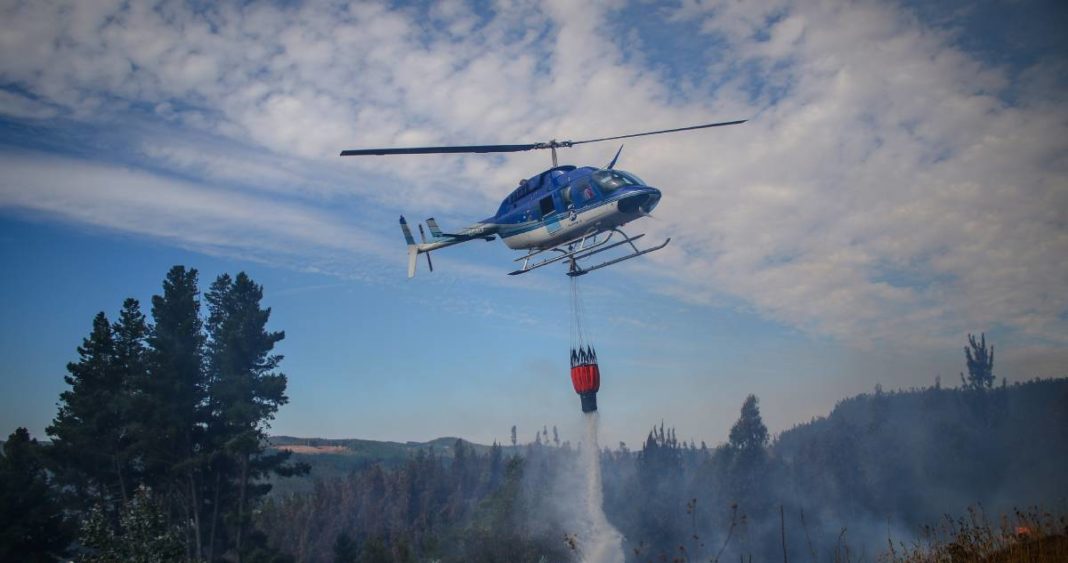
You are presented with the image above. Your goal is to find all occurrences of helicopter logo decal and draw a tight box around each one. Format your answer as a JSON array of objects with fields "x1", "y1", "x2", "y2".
[{"x1": 340, "y1": 119, "x2": 746, "y2": 278}]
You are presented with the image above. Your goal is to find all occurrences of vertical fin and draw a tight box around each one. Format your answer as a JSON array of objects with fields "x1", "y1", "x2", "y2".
[
  {"x1": 401, "y1": 216, "x2": 418, "y2": 278},
  {"x1": 407, "y1": 246, "x2": 419, "y2": 278}
]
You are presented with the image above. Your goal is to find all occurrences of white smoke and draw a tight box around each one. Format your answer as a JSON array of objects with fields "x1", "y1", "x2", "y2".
[{"x1": 578, "y1": 412, "x2": 624, "y2": 563}]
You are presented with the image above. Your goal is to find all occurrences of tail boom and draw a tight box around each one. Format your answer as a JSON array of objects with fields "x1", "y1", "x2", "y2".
[{"x1": 398, "y1": 216, "x2": 497, "y2": 278}]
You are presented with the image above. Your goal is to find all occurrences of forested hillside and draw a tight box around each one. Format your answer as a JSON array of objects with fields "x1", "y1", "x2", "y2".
[{"x1": 256, "y1": 377, "x2": 1067, "y2": 562}]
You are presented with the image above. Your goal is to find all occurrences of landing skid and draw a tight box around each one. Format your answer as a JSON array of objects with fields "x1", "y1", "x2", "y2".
[{"x1": 508, "y1": 227, "x2": 670, "y2": 277}]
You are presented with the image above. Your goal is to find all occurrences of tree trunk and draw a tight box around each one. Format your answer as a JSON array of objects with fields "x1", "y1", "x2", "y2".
[
  {"x1": 188, "y1": 470, "x2": 203, "y2": 560},
  {"x1": 114, "y1": 457, "x2": 128, "y2": 505},
  {"x1": 208, "y1": 468, "x2": 221, "y2": 563},
  {"x1": 236, "y1": 454, "x2": 249, "y2": 563}
]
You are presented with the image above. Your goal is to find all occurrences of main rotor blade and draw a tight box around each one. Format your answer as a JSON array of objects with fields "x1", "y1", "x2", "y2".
[
  {"x1": 340, "y1": 143, "x2": 541, "y2": 157},
  {"x1": 568, "y1": 119, "x2": 747, "y2": 146},
  {"x1": 340, "y1": 119, "x2": 747, "y2": 156}
]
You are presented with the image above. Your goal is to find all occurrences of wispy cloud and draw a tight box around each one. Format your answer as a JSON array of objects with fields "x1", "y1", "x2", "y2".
[{"x1": 0, "y1": 151, "x2": 390, "y2": 265}]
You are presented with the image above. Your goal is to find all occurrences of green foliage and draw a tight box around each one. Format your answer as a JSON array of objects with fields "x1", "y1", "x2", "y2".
[
  {"x1": 80, "y1": 486, "x2": 184, "y2": 563},
  {"x1": 48, "y1": 308, "x2": 138, "y2": 506},
  {"x1": 358, "y1": 537, "x2": 392, "y2": 563},
  {"x1": 41, "y1": 265, "x2": 303, "y2": 562},
  {"x1": 961, "y1": 332, "x2": 996, "y2": 390},
  {"x1": 333, "y1": 531, "x2": 359, "y2": 563},
  {"x1": 144, "y1": 265, "x2": 206, "y2": 478},
  {"x1": 204, "y1": 272, "x2": 303, "y2": 558},
  {"x1": 205, "y1": 272, "x2": 288, "y2": 452},
  {"x1": 0, "y1": 428, "x2": 70, "y2": 562},
  {"x1": 728, "y1": 394, "x2": 769, "y2": 452}
]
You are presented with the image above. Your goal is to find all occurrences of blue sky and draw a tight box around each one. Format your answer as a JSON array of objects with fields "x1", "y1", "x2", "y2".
[{"x1": 1, "y1": 0, "x2": 1065, "y2": 449}]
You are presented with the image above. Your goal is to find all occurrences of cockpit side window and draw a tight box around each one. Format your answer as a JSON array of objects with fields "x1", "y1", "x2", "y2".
[{"x1": 571, "y1": 179, "x2": 595, "y2": 204}]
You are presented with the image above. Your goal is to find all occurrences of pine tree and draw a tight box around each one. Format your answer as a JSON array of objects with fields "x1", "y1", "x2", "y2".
[
  {"x1": 144, "y1": 265, "x2": 208, "y2": 555},
  {"x1": 635, "y1": 423, "x2": 684, "y2": 554},
  {"x1": 48, "y1": 310, "x2": 134, "y2": 506},
  {"x1": 110, "y1": 298, "x2": 149, "y2": 501},
  {"x1": 960, "y1": 333, "x2": 995, "y2": 390},
  {"x1": 204, "y1": 272, "x2": 297, "y2": 561},
  {"x1": 729, "y1": 395, "x2": 769, "y2": 452},
  {"x1": 0, "y1": 428, "x2": 70, "y2": 562},
  {"x1": 725, "y1": 395, "x2": 771, "y2": 520}
]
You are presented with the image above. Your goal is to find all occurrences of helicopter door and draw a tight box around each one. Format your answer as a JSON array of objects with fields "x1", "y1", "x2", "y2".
[{"x1": 539, "y1": 195, "x2": 562, "y2": 234}]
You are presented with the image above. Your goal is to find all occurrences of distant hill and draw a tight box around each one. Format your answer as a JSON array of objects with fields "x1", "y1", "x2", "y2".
[
  {"x1": 770, "y1": 377, "x2": 1068, "y2": 524},
  {"x1": 265, "y1": 435, "x2": 519, "y2": 496}
]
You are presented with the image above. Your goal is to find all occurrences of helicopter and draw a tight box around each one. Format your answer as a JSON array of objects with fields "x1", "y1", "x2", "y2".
[{"x1": 340, "y1": 119, "x2": 746, "y2": 278}]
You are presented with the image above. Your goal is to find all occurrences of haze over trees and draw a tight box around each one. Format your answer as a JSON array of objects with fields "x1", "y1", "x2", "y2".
[
  {"x1": 1, "y1": 269, "x2": 1065, "y2": 562},
  {"x1": 256, "y1": 344, "x2": 1067, "y2": 561}
]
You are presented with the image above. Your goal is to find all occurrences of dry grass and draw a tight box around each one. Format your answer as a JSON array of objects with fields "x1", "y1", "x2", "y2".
[{"x1": 885, "y1": 506, "x2": 1068, "y2": 562}]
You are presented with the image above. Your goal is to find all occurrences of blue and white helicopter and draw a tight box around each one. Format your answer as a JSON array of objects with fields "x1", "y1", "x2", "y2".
[{"x1": 340, "y1": 119, "x2": 745, "y2": 277}]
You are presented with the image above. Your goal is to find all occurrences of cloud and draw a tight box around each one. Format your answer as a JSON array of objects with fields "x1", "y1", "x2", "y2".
[
  {"x1": 0, "y1": 90, "x2": 59, "y2": 120},
  {"x1": 0, "y1": 0, "x2": 1064, "y2": 350},
  {"x1": 638, "y1": 1, "x2": 1068, "y2": 346},
  {"x1": 0, "y1": 151, "x2": 390, "y2": 267}
]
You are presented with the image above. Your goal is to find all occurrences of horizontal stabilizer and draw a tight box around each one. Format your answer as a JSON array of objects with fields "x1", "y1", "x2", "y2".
[{"x1": 426, "y1": 218, "x2": 444, "y2": 239}]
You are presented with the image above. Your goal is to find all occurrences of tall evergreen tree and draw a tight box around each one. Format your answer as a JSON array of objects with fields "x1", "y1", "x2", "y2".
[
  {"x1": 0, "y1": 428, "x2": 70, "y2": 562},
  {"x1": 110, "y1": 298, "x2": 150, "y2": 502},
  {"x1": 145, "y1": 265, "x2": 208, "y2": 555},
  {"x1": 48, "y1": 310, "x2": 134, "y2": 505},
  {"x1": 635, "y1": 423, "x2": 683, "y2": 554},
  {"x1": 960, "y1": 332, "x2": 995, "y2": 390},
  {"x1": 724, "y1": 394, "x2": 771, "y2": 516},
  {"x1": 729, "y1": 395, "x2": 769, "y2": 453},
  {"x1": 204, "y1": 272, "x2": 296, "y2": 562}
]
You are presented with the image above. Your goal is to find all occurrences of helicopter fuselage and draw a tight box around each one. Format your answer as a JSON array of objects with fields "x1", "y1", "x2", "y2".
[
  {"x1": 398, "y1": 165, "x2": 664, "y2": 277},
  {"x1": 486, "y1": 165, "x2": 662, "y2": 250}
]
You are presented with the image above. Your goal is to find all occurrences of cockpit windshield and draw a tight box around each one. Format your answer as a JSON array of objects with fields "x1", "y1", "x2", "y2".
[{"x1": 592, "y1": 170, "x2": 644, "y2": 193}]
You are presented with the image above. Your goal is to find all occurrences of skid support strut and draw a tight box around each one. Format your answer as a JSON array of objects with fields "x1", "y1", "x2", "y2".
[{"x1": 508, "y1": 227, "x2": 669, "y2": 276}]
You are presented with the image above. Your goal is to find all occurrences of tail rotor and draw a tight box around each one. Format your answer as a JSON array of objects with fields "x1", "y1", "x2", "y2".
[{"x1": 417, "y1": 224, "x2": 434, "y2": 272}]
